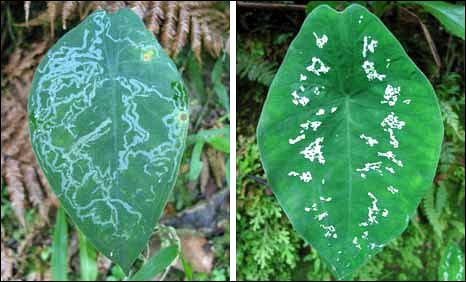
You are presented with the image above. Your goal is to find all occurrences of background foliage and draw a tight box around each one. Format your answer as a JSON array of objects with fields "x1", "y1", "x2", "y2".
[
  {"x1": 237, "y1": 1, "x2": 465, "y2": 280},
  {"x1": 1, "y1": 1, "x2": 229, "y2": 281}
]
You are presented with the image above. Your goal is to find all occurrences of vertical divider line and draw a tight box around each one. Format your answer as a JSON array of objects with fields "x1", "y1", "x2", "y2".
[{"x1": 229, "y1": 1, "x2": 237, "y2": 281}]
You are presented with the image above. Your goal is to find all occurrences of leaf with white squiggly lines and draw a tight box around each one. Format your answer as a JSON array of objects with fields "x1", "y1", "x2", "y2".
[{"x1": 28, "y1": 8, "x2": 188, "y2": 272}]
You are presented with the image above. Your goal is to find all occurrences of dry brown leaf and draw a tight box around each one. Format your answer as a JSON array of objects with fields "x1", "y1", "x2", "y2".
[
  {"x1": 128, "y1": 1, "x2": 146, "y2": 19},
  {"x1": 0, "y1": 242, "x2": 14, "y2": 281},
  {"x1": 146, "y1": 1, "x2": 164, "y2": 34},
  {"x1": 200, "y1": 19, "x2": 214, "y2": 57},
  {"x1": 161, "y1": 1, "x2": 178, "y2": 55},
  {"x1": 1, "y1": 93, "x2": 30, "y2": 161},
  {"x1": 22, "y1": 164, "x2": 49, "y2": 222},
  {"x1": 36, "y1": 166, "x2": 58, "y2": 207},
  {"x1": 4, "y1": 158, "x2": 26, "y2": 226},
  {"x1": 190, "y1": 15, "x2": 202, "y2": 62},
  {"x1": 206, "y1": 147, "x2": 225, "y2": 188},
  {"x1": 1, "y1": 42, "x2": 55, "y2": 227},
  {"x1": 172, "y1": 7, "x2": 190, "y2": 57},
  {"x1": 200, "y1": 152, "x2": 210, "y2": 195},
  {"x1": 62, "y1": 1, "x2": 78, "y2": 29},
  {"x1": 180, "y1": 1, "x2": 216, "y2": 9},
  {"x1": 175, "y1": 231, "x2": 214, "y2": 273},
  {"x1": 1, "y1": 94, "x2": 25, "y2": 157},
  {"x1": 47, "y1": 1, "x2": 59, "y2": 38},
  {"x1": 97, "y1": 254, "x2": 112, "y2": 274},
  {"x1": 68, "y1": 230, "x2": 79, "y2": 270},
  {"x1": 20, "y1": 1, "x2": 229, "y2": 62},
  {"x1": 4, "y1": 41, "x2": 48, "y2": 106}
]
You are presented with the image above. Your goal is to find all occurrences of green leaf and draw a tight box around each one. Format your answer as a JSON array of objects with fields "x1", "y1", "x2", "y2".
[
  {"x1": 435, "y1": 182, "x2": 448, "y2": 213},
  {"x1": 211, "y1": 55, "x2": 224, "y2": 84},
  {"x1": 237, "y1": 48, "x2": 278, "y2": 87},
  {"x1": 212, "y1": 55, "x2": 229, "y2": 111},
  {"x1": 129, "y1": 245, "x2": 178, "y2": 281},
  {"x1": 52, "y1": 207, "x2": 68, "y2": 281},
  {"x1": 402, "y1": 1, "x2": 465, "y2": 40},
  {"x1": 423, "y1": 186, "x2": 444, "y2": 239},
  {"x1": 28, "y1": 8, "x2": 189, "y2": 273},
  {"x1": 78, "y1": 230, "x2": 98, "y2": 281},
  {"x1": 180, "y1": 253, "x2": 193, "y2": 281},
  {"x1": 188, "y1": 128, "x2": 230, "y2": 153},
  {"x1": 225, "y1": 157, "x2": 230, "y2": 188},
  {"x1": 257, "y1": 4, "x2": 443, "y2": 279},
  {"x1": 214, "y1": 81, "x2": 229, "y2": 111},
  {"x1": 109, "y1": 265, "x2": 126, "y2": 280},
  {"x1": 189, "y1": 140, "x2": 205, "y2": 181},
  {"x1": 206, "y1": 132, "x2": 230, "y2": 153},
  {"x1": 187, "y1": 53, "x2": 205, "y2": 97},
  {"x1": 438, "y1": 243, "x2": 465, "y2": 281}
]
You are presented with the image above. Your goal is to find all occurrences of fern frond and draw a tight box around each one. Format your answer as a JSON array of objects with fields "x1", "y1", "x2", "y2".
[
  {"x1": 160, "y1": 1, "x2": 178, "y2": 54},
  {"x1": 440, "y1": 101, "x2": 464, "y2": 141},
  {"x1": 146, "y1": 1, "x2": 164, "y2": 34},
  {"x1": 46, "y1": 1, "x2": 59, "y2": 38},
  {"x1": 22, "y1": 1, "x2": 229, "y2": 62},
  {"x1": 237, "y1": 49, "x2": 278, "y2": 86},
  {"x1": 191, "y1": 15, "x2": 202, "y2": 62},
  {"x1": 4, "y1": 158, "x2": 26, "y2": 226},
  {"x1": 422, "y1": 186, "x2": 444, "y2": 239},
  {"x1": 173, "y1": 7, "x2": 190, "y2": 58},
  {"x1": 435, "y1": 182, "x2": 448, "y2": 213},
  {"x1": 62, "y1": 1, "x2": 77, "y2": 29}
]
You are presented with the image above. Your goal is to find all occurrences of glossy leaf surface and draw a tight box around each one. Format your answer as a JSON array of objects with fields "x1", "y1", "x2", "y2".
[{"x1": 257, "y1": 4, "x2": 443, "y2": 279}]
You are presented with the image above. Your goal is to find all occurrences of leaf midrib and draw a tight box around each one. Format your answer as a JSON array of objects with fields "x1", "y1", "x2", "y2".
[
  {"x1": 102, "y1": 30, "x2": 120, "y2": 189},
  {"x1": 342, "y1": 8, "x2": 355, "y2": 255}
]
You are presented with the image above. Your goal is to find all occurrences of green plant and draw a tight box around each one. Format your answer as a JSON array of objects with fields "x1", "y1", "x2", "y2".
[
  {"x1": 128, "y1": 245, "x2": 178, "y2": 281},
  {"x1": 236, "y1": 137, "x2": 303, "y2": 281},
  {"x1": 51, "y1": 207, "x2": 68, "y2": 281},
  {"x1": 401, "y1": 1, "x2": 465, "y2": 40},
  {"x1": 78, "y1": 229, "x2": 98, "y2": 281},
  {"x1": 306, "y1": 1, "x2": 466, "y2": 41},
  {"x1": 28, "y1": 8, "x2": 188, "y2": 273},
  {"x1": 236, "y1": 48, "x2": 278, "y2": 87},
  {"x1": 257, "y1": 4, "x2": 444, "y2": 279},
  {"x1": 438, "y1": 243, "x2": 465, "y2": 281},
  {"x1": 187, "y1": 127, "x2": 229, "y2": 182}
]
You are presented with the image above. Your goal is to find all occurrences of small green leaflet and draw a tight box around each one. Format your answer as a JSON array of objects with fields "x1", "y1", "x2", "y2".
[
  {"x1": 129, "y1": 245, "x2": 178, "y2": 281},
  {"x1": 52, "y1": 207, "x2": 68, "y2": 281},
  {"x1": 257, "y1": 4, "x2": 443, "y2": 279},
  {"x1": 28, "y1": 8, "x2": 188, "y2": 272}
]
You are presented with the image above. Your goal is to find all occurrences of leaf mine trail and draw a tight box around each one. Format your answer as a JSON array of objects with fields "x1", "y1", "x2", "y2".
[{"x1": 28, "y1": 9, "x2": 188, "y2": 271}]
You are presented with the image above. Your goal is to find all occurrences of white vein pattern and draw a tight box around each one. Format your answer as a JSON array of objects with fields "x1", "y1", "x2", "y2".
[{"x1": 29, "y1": 10, "x2": 187, "y2": 239}]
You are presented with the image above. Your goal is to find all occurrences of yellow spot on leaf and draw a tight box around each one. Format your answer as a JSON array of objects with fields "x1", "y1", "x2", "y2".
[{"x1": 143, "y1": 50, "x2": 155, "y2": 62}]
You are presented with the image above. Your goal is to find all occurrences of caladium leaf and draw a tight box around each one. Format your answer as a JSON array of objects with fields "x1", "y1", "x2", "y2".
[
  {"x1": 439, "y1": 243, "x2": 465, "y2": 281},
  {"x1": 28, "y1": 8, "x2": 188, "y2": 272},
  {"x1": 257, "y1": 4, "x2": 443, "y2": 279}
]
